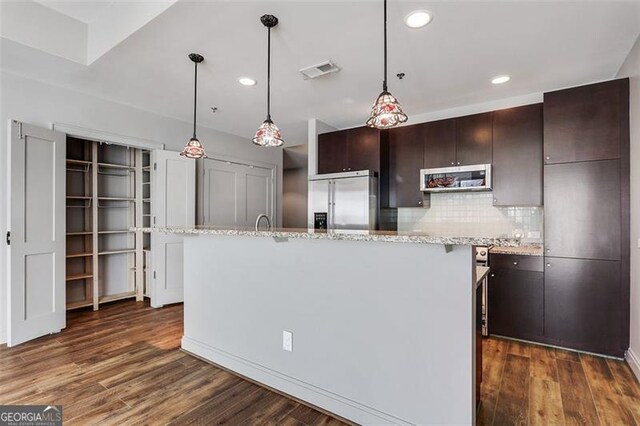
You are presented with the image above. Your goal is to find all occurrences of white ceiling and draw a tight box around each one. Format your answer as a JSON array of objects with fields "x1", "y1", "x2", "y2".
[
  {"x1": 34, "y1": 1, "x2": 115, "y2": 24},
  {"x1": 2, "y1": 1, "x2": 640, "y2": 145}
]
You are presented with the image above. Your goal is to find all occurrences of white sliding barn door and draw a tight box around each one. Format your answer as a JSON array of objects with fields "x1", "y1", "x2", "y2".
[
  {"x1": 150, "y1": 150, "x2": 195, "y2": 307},
  {"x1": 7, "y1": 121, "x2": 66, "y2": 346},
  {"x1": 202, "y1": 158, "x2": 274, "y2": 227}
]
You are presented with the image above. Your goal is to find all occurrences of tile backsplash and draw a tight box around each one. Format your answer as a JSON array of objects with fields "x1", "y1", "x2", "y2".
[{"x1": 397, "y1": 192, "x2": 543, "y2": 244}]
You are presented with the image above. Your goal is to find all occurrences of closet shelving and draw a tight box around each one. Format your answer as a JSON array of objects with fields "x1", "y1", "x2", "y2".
[{"x1": 65, "y1": 137, "x2": 151, "y2": 310}]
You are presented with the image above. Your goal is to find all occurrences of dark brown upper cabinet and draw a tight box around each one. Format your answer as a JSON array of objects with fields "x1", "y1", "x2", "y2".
[
  {"x1": 346, "y1": 127, "x2": 382, "y2": 172},
  {"x1": 423, "y1": 119, "x2": 456, "y2": 168},
  {"x1": 455, "y1": 112, "x2": 493, "y2": 166},
  {"x1": 389, "y1": 124, "x2": 425, "y2": 207},
  {"x1": 544, "y1": 160, "x2": 621, "y2": 261},
  {"x1": 422, "y1": 114, "x2": 492, "y2": 168},
  {"x1": 317, "y1": 131, "x2": 347, "y2": 174},
  {"x1": 317, "y1": 127, "x2": 383, "y2": 174},
  {"x1": 492, "y1": 104, "x2": 543, "y2": 206},
  {"x1": 543, "y1": 79, "x2": 629, "y2": 164}
]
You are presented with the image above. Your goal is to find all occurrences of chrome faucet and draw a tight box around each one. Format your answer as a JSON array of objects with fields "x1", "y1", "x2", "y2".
[{"x1": 255, "y1": 214, "x2": 272, "y2": 231}]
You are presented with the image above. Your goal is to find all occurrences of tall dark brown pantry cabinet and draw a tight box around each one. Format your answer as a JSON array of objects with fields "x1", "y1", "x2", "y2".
[{"x1": 543, "y1": 78, "x2": 629, "y2": 357}]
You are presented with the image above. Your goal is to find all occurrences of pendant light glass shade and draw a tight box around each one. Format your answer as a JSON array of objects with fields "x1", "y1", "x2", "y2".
[
  {"x1": 366, "y1": 90, "x2": 408, "y2": 129},
  {"x1": 253, "y1": 14, "x2": 284, "y2": 147},
  {"x1": 181, "y1": 137, "x2": 207, "y2": 159},
  {"x1": 252, "y1": 119, "x2": 284, "y2": 147},
  {"x1": 367, "y1": 0, "x2": 408, "y2": 129},
  {"x1": 181, "y1": 53, "x2": 207, "y2": 159}
]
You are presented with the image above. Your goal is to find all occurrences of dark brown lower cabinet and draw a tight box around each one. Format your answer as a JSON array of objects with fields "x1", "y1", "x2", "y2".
[
  {"x1": 544, "y1": 257, "x2": 623, "y2": 357},
  {"x1": 489, "y1": 255, "x2": 544, "y2": 341}
]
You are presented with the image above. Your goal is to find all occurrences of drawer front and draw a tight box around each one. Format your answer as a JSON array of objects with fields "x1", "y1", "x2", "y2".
[{"x1": 490, "y1": 254, "x2": 544, "y2": 272}]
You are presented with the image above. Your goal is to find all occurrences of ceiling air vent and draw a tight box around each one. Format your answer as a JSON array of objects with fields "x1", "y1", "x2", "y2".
[{"x1": 299, "y1": 60, "x2": 340, "y2": 80}]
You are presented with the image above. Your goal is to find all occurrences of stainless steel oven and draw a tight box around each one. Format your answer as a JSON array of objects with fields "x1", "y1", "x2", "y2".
[{"x1": 476, "y1": 246, "x2": 490, "y2": 336}]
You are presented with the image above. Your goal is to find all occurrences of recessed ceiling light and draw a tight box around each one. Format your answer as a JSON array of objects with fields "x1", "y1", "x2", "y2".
[
  {"x1": 405, "y1": 10, "x2": 432, "y2": 29},
  {"x1": 491, "y1": 75, "x2": 511, "y2": 85},
  {"x1": 238, "y1": 77, "x2": 257, "y2": 86}
]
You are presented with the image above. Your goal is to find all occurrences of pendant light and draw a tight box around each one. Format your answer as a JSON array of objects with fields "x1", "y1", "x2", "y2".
[
  {"x1": 252, "y1": 14, "x2": 284, "y2": 147},
  {"x1": 366, "y1": 0, "x2": 408, "y2": 129},
  {"x1": 180, "y1": 53, "x2": 208, "y2": 159}
]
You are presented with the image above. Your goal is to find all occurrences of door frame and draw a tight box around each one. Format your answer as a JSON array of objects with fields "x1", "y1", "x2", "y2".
[
  {"x1": 52, "y1": 123, "x2": 164, "y2": 151},
  {"x1": 196, "y1": 154, "x2": 277, "y2": 227}
]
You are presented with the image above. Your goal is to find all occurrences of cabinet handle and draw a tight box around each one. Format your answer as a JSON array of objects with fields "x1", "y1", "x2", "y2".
[
  {"x1": 418, "y1": 201, "x2": 422, "y2": 205},
  {"x1": 545, "y1": 156, "x2": 550, "y2": 160},
  {"x1": 513, "y1": 261, "x2": 518, "y2": 265},
  {"x1": 457, "y1": 162, "x2": 460, "y2": 165},
  {"x1": 546, "y1": 263, "x2": 551, "y2": 267},
  {"x1": 493, "y1": 199, "x2": 498, "y2": 203},
  {"x1": 348, "y1": 168, "x2": 351, "y2": 171},
  {"x1": 342, "y1": 168, "x2": 346, "y2": 171},
  {"x1": 546, "y1": 249, "x2": 550, "y2": 253},
  {"x1": 490, "y1": 274, "x2": 495, "y2": 277},
  {"x1": 451, "y1": 162, "x2": 455, "y2": 165}
]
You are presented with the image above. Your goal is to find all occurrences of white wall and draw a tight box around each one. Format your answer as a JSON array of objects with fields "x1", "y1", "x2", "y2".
[
  {"x1": 0, "y1": 70, "x2": 283, "y2": 344},
  {"x1": 617, "y1": 34, "x2": 640, "y2": 378}
]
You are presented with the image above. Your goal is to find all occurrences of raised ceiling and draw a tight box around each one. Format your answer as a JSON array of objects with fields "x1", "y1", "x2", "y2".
[{"x1": 2, "y1": 0, "x2": 639, "y2": 145}]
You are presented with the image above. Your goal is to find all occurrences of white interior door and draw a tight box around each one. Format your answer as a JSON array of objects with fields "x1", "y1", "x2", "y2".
[
  {"x1": 244, "y1": 166, "x2": 273, "y2": 227},
  {"x1": 150, "y1": 150, "x2": 195, "y2": 307},
  {"x1": 202, "y1": 158, "x2": 274, "y2": 227},
  {"x1": 202, "y1": 160, "x2": 242, "y2": 226},
  {"x1": 7, "y1": 120, "x2": 66, "y2": 346}
]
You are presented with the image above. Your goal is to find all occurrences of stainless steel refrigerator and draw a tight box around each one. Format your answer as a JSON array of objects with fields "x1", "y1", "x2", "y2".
[{"x1": 308, "y1": 170, "x2": 377, "y2": 231}]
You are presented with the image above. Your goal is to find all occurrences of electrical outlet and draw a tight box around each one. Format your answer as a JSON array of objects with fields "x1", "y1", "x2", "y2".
[{"x1": 282, "y1": 331, "x2": 293, "y2": 352}]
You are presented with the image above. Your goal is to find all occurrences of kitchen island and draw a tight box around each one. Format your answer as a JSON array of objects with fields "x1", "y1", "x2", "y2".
[{"x1": 136, "y1": 227, "x2": 518, "y2": 425}]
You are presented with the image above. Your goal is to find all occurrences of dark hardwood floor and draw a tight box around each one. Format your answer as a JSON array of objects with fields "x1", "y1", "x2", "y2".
[
  {"x1": 2, "y1": 300, "x2": 639, "y2": 425},
  {"x1": 479, "y1": 337, "x2": 640, "y2": 425},
  {"x1": 0, "y1": 300, "x2": 347, "y2": 425}
]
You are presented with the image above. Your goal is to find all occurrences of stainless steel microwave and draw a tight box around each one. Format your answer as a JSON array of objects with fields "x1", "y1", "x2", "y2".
[{"x1": 420, "y1": 164, "x2": 492, "y2": 192}]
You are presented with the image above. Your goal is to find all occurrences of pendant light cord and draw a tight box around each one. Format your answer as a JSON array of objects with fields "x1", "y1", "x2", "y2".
[
  {"x1": 193, "y1": 61, "x2": 198, "y2": 139},
  {"x1": 267, "y1": 26, "x2": 272, "y2": 121},
  {"x1": 383, "y1": 0, "x2": 388, "y2": 92}
]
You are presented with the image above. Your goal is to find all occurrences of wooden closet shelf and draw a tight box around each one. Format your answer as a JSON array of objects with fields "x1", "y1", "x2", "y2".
[
  {"x1": 98, "y1": 249, "x2": 136, "y2": 256},
  {"x1": 99, "y1": 291, "x2": 136, "y2": 304},
  {"x1": 66, "y1": 300, "x2": 93, "y2": 310},
  {"x1": 97, "y1": 162, "x2": 135, "y2": 170},
  {"x1": 98, "y1": 230, "x2": 134, "y2": 234},
  {"x1": 66, "y1": 273, "x2": 93, "y2": 281},
  {"x1": 66, "y1": 252, "x2": 93, "y2": 258}
]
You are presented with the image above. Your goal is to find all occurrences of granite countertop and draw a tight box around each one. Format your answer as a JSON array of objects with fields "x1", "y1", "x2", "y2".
[
  {"x1": 131, "y1": 226, "x2": 522, "y2": 247},
  {"x1": 489, "y1": 245, "x2": 544, "y2": 256}
]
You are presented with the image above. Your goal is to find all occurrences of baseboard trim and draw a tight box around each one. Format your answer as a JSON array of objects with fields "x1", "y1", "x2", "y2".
[
  {"x1": 626, "y1": 348, "x2": 640, "y2": 382},
  {"x1": 181, "y1": 336, "x2": 410, "y2": 425}
]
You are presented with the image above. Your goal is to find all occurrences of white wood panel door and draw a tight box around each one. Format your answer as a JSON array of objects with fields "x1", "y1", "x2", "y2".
[
  {"x1": 202, "y1": 160, "x2": 242, "y2": 226},
  {"x1": 202, "y1": 159, "x2": 274, "y2": 227},
  {"x1": 244, "y1": 166, "x2": 273, "y2": 227},
  {"x1": 150, "y1": 150, "x2": 195, "y2": 307},
  {"x1": 7, "y1": 121, "x2": 66, "y2": 346}
]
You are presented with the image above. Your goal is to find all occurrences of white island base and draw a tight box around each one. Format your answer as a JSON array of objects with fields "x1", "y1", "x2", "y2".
[{"x1": 180, "y1": 233, "x2": 478, "y2": 425}]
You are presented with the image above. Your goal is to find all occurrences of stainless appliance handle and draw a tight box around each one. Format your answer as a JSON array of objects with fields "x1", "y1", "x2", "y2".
[{"x1": 328, "y1": 181, "x2": 334, "y2": 230}]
